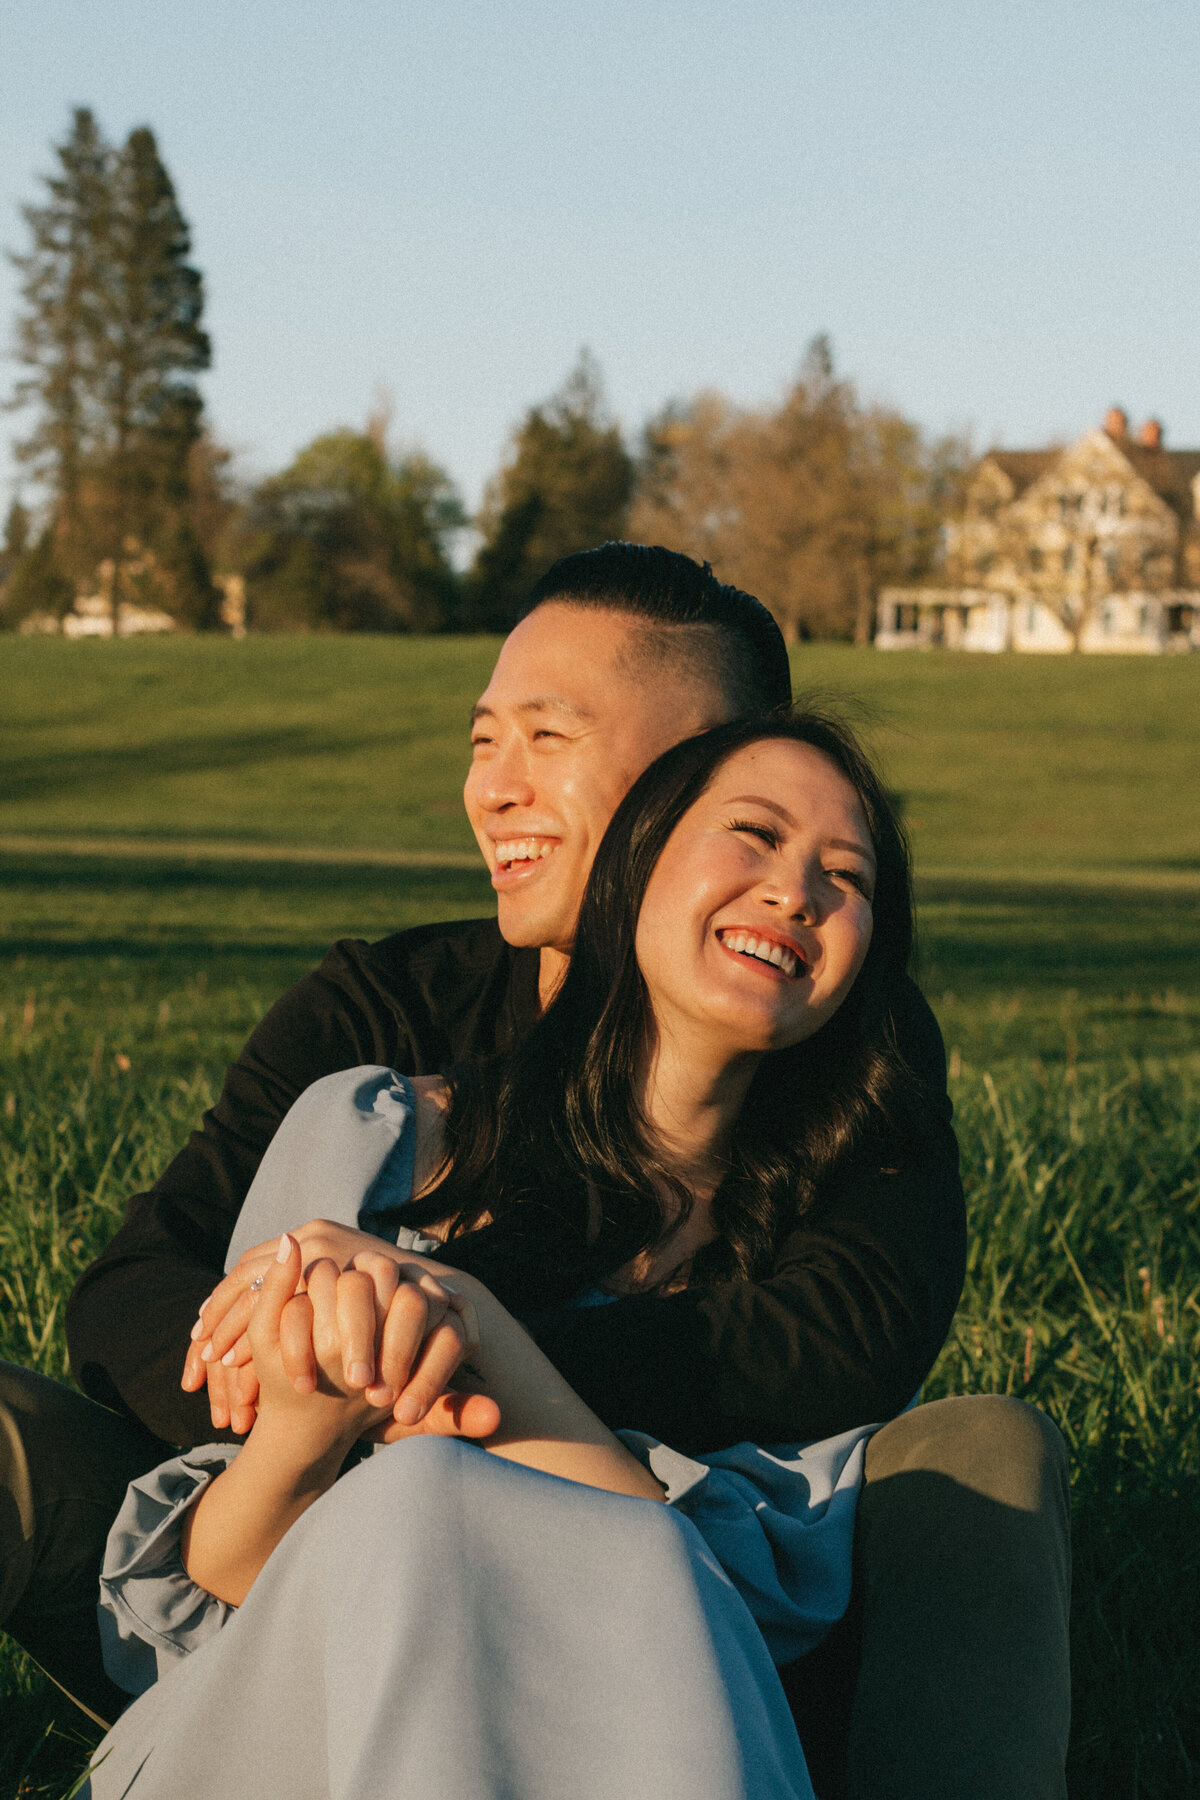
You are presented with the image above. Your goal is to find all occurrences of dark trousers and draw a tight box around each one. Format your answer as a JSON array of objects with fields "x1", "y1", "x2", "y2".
[
  {"x1": 1, "y1": 1365, "x2": 1069, "y2": 1797},
  {"x1": 0, "y1": 1361, "x2": 169, "y2": 1728}
]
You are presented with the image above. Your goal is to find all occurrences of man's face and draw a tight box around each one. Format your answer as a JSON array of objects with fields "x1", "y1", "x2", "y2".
[{"x1": 464, "y1": 602, "x2": 730, "y2": 956}]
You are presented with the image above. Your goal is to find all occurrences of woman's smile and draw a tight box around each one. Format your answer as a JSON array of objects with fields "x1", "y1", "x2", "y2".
[
  {"x1": 714, "y1": 926, "x2": 808, "y2": 980},
  {"x1": 635, "y1": 739, "x2": 875, "y2": 1056}
]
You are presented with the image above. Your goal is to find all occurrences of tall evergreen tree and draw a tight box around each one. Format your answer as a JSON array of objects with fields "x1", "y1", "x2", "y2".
[
  {"x1": 98, "y1": 129, "x2": 210, "y2": 562},
  {"x1": 7, "y1": 107, "x2": 110, "y2": 580},
  {"x1": 466, "y1": 352, "x2": 634, "y2": 630},
  {"x1": 7, "y1": 111, "x2": 218, "y2": 625}
]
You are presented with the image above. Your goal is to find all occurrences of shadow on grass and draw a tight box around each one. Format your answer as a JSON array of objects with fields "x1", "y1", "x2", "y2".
[
  {"x1": 916, "y1": 877, "x2": 1200, "y2": 997},
  {"x1": 0, "y1": 726, "x2": 379, "y2": 804}
]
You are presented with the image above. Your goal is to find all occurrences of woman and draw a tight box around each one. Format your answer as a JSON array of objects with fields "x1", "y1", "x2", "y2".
[{"x1": 87, "y1": 710, "x2": 924, "y2": 1800}]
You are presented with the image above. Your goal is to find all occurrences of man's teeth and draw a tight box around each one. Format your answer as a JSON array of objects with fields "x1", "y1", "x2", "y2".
[
  {"x1": 496, "y1": 839, "x2": 555, "y2": 869},
  {"x1": 721, "y1": 931, "x2": 800, "y2": 978}
]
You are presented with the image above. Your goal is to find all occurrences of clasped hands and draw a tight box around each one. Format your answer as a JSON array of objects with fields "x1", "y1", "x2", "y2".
[{"x1": 182, "y1": 1219, "x2": 501, "y2": 1443}]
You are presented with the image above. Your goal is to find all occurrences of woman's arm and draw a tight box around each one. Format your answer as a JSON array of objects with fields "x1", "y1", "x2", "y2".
[
  {"x1": 183, "y1": 1237, "x2": 431, "y2": 1604},
  {"x1": 455, "y1": 1282, "x2": 666, "y2": 1502},
  {"x1": 185, "y1": 1238, "x2": 662, "y2": 1609}
]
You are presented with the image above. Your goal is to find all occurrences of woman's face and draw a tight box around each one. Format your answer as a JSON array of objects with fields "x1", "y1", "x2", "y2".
[{"x1": 634, "y1": 739, "x2": 877, "y2": 1058}]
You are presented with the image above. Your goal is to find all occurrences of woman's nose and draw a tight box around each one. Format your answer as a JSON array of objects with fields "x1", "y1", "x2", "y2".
[{"x1": 762, "y1": 861, "x2": 819, "y2": 923}]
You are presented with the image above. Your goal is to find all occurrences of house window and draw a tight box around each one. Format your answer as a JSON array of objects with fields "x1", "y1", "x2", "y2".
[
  {"x1": 1102, "y1": 604, "x2": 1116, "y2": 634},
  {"x1": 1025, "y1": 603, "x2": 1039, "y2": 632},
  {"x1": 896, "y1": 604, "x2": 919, "y2": 633},
  {"x1": 1167, "y1": 604, "x2": 1194, "y2": 633}
]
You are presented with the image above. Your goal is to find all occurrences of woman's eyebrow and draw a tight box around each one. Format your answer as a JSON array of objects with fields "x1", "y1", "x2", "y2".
[
  {"x1": 725, "y1": 792, "x2": 798, "y2": 824},
  {"x1": 725, "y1": 794, "x2": 875, "y2": 864}
]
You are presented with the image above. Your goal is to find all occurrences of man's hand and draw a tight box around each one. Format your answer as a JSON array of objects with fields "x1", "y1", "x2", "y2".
[{"x1": 183, "y1": 1220, "x2": 491, "y2": 1438}]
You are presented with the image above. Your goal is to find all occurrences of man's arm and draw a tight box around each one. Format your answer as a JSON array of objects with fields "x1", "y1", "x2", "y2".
[
  {"x1": 65, "y1": 939, "x2": 427, "y2": 1445},
  {"x1": 526, "y1": 980, "x2": 965, "y2": 1450}
]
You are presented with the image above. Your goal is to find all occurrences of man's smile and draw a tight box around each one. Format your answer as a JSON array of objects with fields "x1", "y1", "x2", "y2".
[{"x1": 489, "y1": 835, "x2": 562, "y2": 887}]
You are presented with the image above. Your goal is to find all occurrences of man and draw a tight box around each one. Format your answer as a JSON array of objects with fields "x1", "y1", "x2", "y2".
[{"x1": 1, "y1": 543, "x2": 1069, "y2": 1797}]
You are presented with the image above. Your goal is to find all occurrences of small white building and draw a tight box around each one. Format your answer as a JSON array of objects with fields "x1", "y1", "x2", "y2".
[
  {"x1": 20, "y1": 592, "x2": 177, "y2": 638},
  {"x1": 878, "y1": 412, "x2": 1200, "y2": 653}
]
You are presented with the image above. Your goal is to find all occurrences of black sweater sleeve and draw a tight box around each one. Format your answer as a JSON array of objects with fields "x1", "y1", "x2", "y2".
[
  {"x1": 65, "y1": 939, "x2": 436, "y2": 1445},
  {"x1": 528, "y1": 981, "x2": 965, "y2": 1450}
]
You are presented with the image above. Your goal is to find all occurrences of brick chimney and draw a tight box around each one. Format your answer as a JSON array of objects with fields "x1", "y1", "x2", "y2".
[
  {"x1": 1137, "y1": 418, "x2": 1163, "y2": 449},
  {"x1": 1104, "y1": 406, "x2": 1129, "y2": 439}
]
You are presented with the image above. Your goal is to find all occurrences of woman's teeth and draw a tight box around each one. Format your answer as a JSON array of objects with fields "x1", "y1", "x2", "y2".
[
  {"x1": 720, "y1": 931, "x2": 800, "y2": 978},
  {"x1": 495, "y1": 839, "x2": 555, "y2": 870}
]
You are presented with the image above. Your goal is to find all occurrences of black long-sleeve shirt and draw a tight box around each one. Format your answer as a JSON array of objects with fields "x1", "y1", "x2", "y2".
[{"x1": 66, "y1": 918, "x2": 965, "y2": 1454}]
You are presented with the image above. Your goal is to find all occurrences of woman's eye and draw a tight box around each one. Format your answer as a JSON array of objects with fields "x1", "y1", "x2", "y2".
[
  {"x1": 830, "y1": 867, "x2": 872, "y2": 898},
  {"x1": 728, "y1": 818, "x2": 778, "y2": 846}
]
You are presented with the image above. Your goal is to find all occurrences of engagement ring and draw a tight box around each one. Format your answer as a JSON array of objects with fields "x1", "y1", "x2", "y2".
[{"x1": 249, "y1": 1274, "x2": 265, "y2": 1293}]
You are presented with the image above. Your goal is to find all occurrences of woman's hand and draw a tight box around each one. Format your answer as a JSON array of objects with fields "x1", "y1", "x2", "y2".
[
  {"x1": 181, "y1": 1233, "x2": 389, "y2": 1605},
  {"x1": 182, "y1": 1234, "x2": 500, "y2": 1606},
  {"x1": 183, "y1": 1222, "x2": 477, "y2": 1435}
]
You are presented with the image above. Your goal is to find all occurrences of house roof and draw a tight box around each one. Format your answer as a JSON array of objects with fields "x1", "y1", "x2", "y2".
[
  {"x1": 980, "y1": 439, "x2": 1200, "y2": 521},
  {"x1": 1120, "y1": 446, "x2": 1200, "y2": 520},
  {"x1": 985, "y1": 451, "x2": 1056, "y2": 496}
]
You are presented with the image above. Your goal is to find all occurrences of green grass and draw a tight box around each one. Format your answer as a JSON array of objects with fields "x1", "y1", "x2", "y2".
[
  {"x1": 1, "y1": 636, "x2": 1197, "y2": 874},
  {"x1": 1, "y1": 638, "x2": 1198, "y2": 1796}
]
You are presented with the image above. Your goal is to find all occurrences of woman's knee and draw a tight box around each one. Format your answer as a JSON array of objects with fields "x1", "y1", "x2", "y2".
[{"x1": 314, "y1": 1436, "x2": 478, "y2": 1529}]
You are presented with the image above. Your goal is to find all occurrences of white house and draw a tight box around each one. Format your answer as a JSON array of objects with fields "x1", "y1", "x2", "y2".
[{"x1": 877, "y1": 411, "x2": 1200, "y2": 653}]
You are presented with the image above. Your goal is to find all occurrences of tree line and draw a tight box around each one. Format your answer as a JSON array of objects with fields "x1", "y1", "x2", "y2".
[{"x1": 2, "y1": 111, "x2": 966, "y2": 641}]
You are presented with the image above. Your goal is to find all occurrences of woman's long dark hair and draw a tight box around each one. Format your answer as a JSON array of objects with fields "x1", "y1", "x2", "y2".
[{"x1": 403, "y1": 708, "x2": 922, "y2": 1286}]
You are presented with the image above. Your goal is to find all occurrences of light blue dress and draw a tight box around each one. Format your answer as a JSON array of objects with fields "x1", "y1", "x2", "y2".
[{"x1": 86, "y1": 1069, "x2": 878, "y2": 1800}]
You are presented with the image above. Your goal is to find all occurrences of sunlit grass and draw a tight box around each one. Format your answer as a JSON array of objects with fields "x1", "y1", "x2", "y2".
[
  {"x1": 2, "y1": 927, "x2": 1197, "y2": 1795},
  {"x1": 1, "y1": 639, "x2": 1197, "y2": 1795}
]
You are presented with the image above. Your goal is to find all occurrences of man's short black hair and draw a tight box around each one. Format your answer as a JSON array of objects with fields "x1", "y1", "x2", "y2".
[{"x1": 519, "y1": 542, "x2": 792, "y2": 716}]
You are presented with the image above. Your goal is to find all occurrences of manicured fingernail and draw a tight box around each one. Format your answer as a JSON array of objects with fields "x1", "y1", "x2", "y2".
[
  {"x1": 190, "y1": 1317, "x2": 207, "y2": 1340},
  {"x1": 293, "y1": 1375, "x2": 316, "y2": 1395},
  {"x1": 349, "y1": 1361, "x2": 372, "y2": 1387},
  {"x1": 200, "y1": 1343, "x2": 214, "y2": 1362},
  {"x1": 221, "y1": 1349, "x2": 237, "y2": 1366},
  {"x1": 277, "y1": 1233, "x2": 293, "y2": 1263},
  {"x1": 394, "y1": 1395, "x2": 423, "y2": 1426},
  {"x1": 370, "y1": 1387, "x2": 395, "y2": 1408}
]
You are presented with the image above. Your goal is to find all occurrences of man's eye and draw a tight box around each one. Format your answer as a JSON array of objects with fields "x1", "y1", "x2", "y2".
[
  {"x1": 532, "y1": 729, "x2": 566, "y2": 743},
  {"x1": 470, "y1": 735, "x2": 494, "y2": 751}
]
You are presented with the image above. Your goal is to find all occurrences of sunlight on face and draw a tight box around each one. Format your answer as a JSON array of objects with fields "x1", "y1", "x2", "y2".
[
  {"x1": 464, "y1": 604, "x2": 729, "y2": 957},
  {"x1": 635, "y1": 739, "x2": 877, "y2": 1057}
]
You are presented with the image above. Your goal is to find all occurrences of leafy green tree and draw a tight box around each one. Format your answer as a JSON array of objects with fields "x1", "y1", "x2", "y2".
[
  {"x1": 239, "y1": 428, "x2": 466, "y2": 632},
  {"x1": 6, "y1": 110, "x2": 219, "y2": 626},
  {"x1": 466, "y1": 352, "x2": 634, "y2": 630}
]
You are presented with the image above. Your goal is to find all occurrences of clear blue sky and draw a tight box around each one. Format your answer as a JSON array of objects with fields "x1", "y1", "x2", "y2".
[{"x1": 2, "y1": 0, "x2": 1198, "y2": 514}]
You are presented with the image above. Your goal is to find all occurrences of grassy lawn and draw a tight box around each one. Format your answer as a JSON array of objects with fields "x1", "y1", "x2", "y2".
[{"x1": 1, "y1": 638, "x2": 1198, "y2": 1796}]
